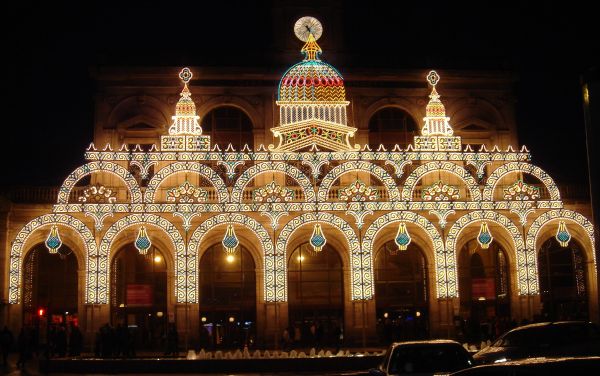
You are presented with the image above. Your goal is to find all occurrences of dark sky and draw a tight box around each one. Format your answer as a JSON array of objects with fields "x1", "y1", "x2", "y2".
[{"x1": 3, "y1": 1, "x2": 598, "y2": 188}]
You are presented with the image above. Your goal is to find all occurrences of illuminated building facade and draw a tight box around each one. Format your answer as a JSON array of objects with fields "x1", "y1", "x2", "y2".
[{"x1": 0, "y1": 17, "x2": 596, "y2": 348}]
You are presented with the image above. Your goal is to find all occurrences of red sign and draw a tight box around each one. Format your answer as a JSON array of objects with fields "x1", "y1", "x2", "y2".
[
  {"x1": 472, "y1": 278, "x2": 496, "y2": 299},
  {"x1": 126, "y1": 284, "x2": 153, "y2": 306}
]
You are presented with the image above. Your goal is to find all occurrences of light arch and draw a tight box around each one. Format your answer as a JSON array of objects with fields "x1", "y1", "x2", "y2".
[
  {"x1": 318, "y1": 161, "x2": 400, "y2": 201},
  {"x1": 189, "y1": 213, "x2": 274, "y2": 301},
  {"x1": 231, "y1": 162, "x2": 315, "y2": 203},
  {"x1": 445, "y1": 211, "x2": 534, "y2": 296},
  {"x1": 402, "y1": 161, "x2": 482, "y2": 201},
  {"x1": 58, "y1": 161, "x2": 142, "y2": 204},
  {"x1": 483, "y1": 162, "x2": 561, "y2": 201},
  {"x1": 9, "y1": 214, "x2": 96, "y2": 304},
  {"x1": 144, "y1": 162, "x2": 228, "y2": 203},
  {"x1": 276, "y1": 212, "x2": 368, "y2": 300},
  {"x1": 527, "y1": 209, "x2": 596, "y2": 267},
  {"x1": 362, "y1": 211, "x2": 446, "y2": 298},
  {"x1": 99, "y1": 214, "x2": 185, "y2": 303}
]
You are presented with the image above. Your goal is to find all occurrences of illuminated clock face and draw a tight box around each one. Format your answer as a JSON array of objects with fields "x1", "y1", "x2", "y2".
[{"x1": 294, "y1": 16, "x2": 323, "y2": 42}]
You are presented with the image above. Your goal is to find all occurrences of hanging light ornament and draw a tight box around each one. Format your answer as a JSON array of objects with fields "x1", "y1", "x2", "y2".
[
  {"x1": 134, "y1": 226, "x2": 152, "y2": 255},
  {"x1": 309, "y1": 223, "x2": 327, "y2": 253},
  {"x1": 477, "y1": 222, "x2": 493, "y2": 249},
  {"x1": 222, "y1": 224, "x2": 239, "y2": 254},
  {"x1": 555, "y1": 221, "x2": 571, "y2": 247},
  {"x1": 394, "y1": 222, "x2": 411, "y2": 251},
  {"x1": 45, "y1": 225, "x2": 62, "y2": 254}
]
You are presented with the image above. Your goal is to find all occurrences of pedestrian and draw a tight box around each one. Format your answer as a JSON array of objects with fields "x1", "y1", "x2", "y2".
[
  {"x1": 69, "y1": 325, "x2": 83, "y2": 356},
  {"x1": 16, "y1": 328, "x2": 30, "y2": 369},
  {"x1": 1, "y1": 326, "x2": 14, "y2": 367}
]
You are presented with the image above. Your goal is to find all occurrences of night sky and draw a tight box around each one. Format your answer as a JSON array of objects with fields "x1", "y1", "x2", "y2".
[{"x1": 3, "y1": 1, "x2": 598, "y2": 189}]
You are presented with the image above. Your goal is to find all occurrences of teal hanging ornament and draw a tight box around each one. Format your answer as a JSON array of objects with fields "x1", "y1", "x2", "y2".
[
  {"x1": 556, "y1": 221, "x2": 571, "y2": 247},
  {"x1": 135, "y1": 226, "x2": 152, "y2": 255},
  {"x1": 477, "y1": 222, "x2": 493, "y2": 249},
  {"x1": 222, "y1": 224, "x2": 239, "y2": 254},
  {"x1": 394, "y1": 222, "x2": 411, "y2": 251},
  {"x1": 45, "y1": 225, "x2": 62, "y2": 254},
  {"x1": 310, "y1": 223, "x2": 327, "y2": 253}
]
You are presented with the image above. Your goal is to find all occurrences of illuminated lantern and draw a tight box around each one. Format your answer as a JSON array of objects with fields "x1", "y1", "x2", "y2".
[
  {"x1": 45, "y1": 225, "x2": 62, "y2": 254},
  {"x1": 394, "y1": 222, "x2": 411, "y2": 251},
  {"x1": 477, "y1": 222, "x2": 493, "y2": 249},
  {"x1": 310, "y1": 223, "x2": 327, "y2": 253},
  {"x1": 555, "y1": 221, "x2": 571, "y2": 247},
  {"x1": 134, "y1": 226, "x2": 152, "y2": 255},
  {"x1": 222, "y1": 224, "x2": 239, "y2": 254}
]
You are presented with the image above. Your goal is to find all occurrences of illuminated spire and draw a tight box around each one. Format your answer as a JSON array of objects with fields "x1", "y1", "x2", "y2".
[
  {"x1": 421, "y1": 71, "x2": 453, "y2": 136},
  {"x1": 301, "y1": 32, "x2": 322, "y2": 61},
  {"x1": 168, "y1": 67, "x2": 202, "y2": 136}
]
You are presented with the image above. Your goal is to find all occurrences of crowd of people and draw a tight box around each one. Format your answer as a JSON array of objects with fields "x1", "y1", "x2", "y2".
[{"x1": 281, "y1": 321, "x2": 344, "y2": 352}]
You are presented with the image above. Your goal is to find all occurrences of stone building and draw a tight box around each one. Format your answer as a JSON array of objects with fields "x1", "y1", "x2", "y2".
[{"x1": 0, "y1": 16, "x2": 596, "y2": 349}]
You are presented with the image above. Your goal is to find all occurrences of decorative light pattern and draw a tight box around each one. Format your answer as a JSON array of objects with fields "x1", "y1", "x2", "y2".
[
  {"x1": 402, "y1": 161, "x2": 481, "y2": 201},
  {"x1": 161, "y1": 67, "x2": 211, "y2": 151},
  {"x1": 555, "y1": 221, "x2": 571, "y2": 247},
  {"x1": 166, "y1": 181, "x2": 208, "y2": 203},
  {"x1": 57, "y1": 161, "x2": 142, "y2": 204},
  {"x1": 421, "y1": 181, "x2": 460, "y2": 201},
  {"x1": 135, "y1": 226, "x2": 152, "y2": 255},
  {"x1": 7, "y1": 59, "x2": 596, "y2": 314},
  {"x1": 78, "y1": 184, "x2": 117, "y2": 203},
  {"x1": 414, "y1": 71, "x2": 461, "y2": 151},
  {"x1": 394, "y1": 222, "x2": 411, "y2": 251},
  {"x1": 309, "y1": 223, "x2": 327, "y2": 252},
  {"x1": 222, "y1": 224, "x2": 240, "y2": 254},
  {"x1": 477, "y1": 222, "x2": 493, "y2": 249},
  {"x1": 271, "y1": 17, "x2": 358, "y2": 152},
  {"x1": 339, "y1": 180, "x2": 378, "y2": 201},
  {"x1": 503, "y1": 180, "x2": 541, "y2": 200},
  {"x1": 253, "y1": 181, "x2": 294, "y2": 203},
  {"x1": 483, "y1": 162, "x2": 560, "y2": 201},
  {"x1": 45, "y1": 225, "x2": 62, "y2": 254}
]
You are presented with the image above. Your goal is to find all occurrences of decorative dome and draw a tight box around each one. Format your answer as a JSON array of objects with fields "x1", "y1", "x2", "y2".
[{"x1": 278, "y1": 34, "x2": 346, "y2": 102}]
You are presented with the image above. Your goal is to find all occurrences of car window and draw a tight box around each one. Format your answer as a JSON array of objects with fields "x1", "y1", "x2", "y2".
[
  {"x1": 388, "y1": 345, "x2": 472, "y2": 374},
  {"x1": 494, "y1": 328, "x2": 547, "y2": 347}
]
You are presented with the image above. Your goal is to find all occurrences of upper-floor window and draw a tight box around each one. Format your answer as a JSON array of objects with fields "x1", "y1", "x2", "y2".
[
  {"x1": 201, "y1": 106, "x2": 254, "y2": 150},
  {"x1": 368, "y1": 107, "x2": 417, "y2": 149}
]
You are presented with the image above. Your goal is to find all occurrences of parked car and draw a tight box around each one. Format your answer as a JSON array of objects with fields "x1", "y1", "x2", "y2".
[
  {"x1": 473, "y1": 321, "x2": 600, "y2": 365},
  {"x1": 450, "y1": 356, "x2": 600, "y2": 375},
  {"x1": 369, "y1": 340, "x2": 474, "y2": 375}
]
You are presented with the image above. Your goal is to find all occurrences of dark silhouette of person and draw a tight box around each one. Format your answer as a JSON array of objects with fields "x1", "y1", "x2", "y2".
[
  {"x1": 16, "y1": 327, "x2": 31, "y2": 369},
  {"x1": 1, "y1": 326, "x2": 14, "y2": 366},
  {"x1": 69, "y1": 325, "x2": 83, "y2": 356}
]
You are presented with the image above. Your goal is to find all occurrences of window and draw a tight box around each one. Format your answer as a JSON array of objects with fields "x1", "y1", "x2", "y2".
[
  {"x1": 201, "y1": 106, "x2": 254, "y2": 149},
  {"x1": 368, "y1": 108, "x2": 417, "y2": 149}
]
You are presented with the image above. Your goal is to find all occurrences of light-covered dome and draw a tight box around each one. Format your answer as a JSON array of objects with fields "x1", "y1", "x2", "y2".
[{"x1": 277, "y1": 33, "x2": 346, "y2": 103}]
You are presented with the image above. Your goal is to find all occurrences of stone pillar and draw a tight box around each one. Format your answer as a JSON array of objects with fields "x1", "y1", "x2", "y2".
[
  {"x1": 260, "y1": 301, "x2": 288, "y2": 349},
  {"x1": 512, "y1": 295, "x2": 540, "y2": 323},
  {"x1": 344, "y1": 299, "x2": 377, "y2": 346},
  {"x1": 430, "y1": 298, "x2": 458, "y2": 338},
  {"x1": 175, "y1": 303, "x2": 199, "y2": 350},
  {"x1": 83, "y1": 304, "x2": 110, "y2": 352}
]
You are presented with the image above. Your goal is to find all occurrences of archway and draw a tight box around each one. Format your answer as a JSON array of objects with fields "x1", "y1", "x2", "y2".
[
  {"x1": 22, "y1": 244, "x2": 79, "y2": 328},
  {"x1": 538, "y1": 237, "x2": 588, "y2": 321},
  {"x1": 287, "y1": 243, "x2": 344, "y2": 348},
  {"x1": 458, "y1": 240, "x2": 510, "y2": 343},
  {"x1": 198, "y1": 243, "x2": 257, "y2": 349},
  {"x1": 368, "y1": 107, "x2": 417, "y2": 149},
  {"x1": 374, "y1": 241, "x2": 428, "y2": 343},
  {"x1": 110, "y1": 244, "x2": 168, "y2": 352},
  {"x1": 201, "y1": 106, "x2": 254, "y2": 149}
]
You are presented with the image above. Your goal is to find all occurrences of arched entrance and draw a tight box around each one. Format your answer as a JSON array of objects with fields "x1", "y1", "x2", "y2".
[
  {"x1": 110, "y1": 245, "x2": 168, "y2": 351},
  {"x1": 368, "y1": 107, "x2": 417, "y2": 149},
  {"x1": 201, "y1": 106, "x2": 254, "y2": 149},
  {"x1": 287, "y1": 243, "x2": 344, "y2": 348},
  {"x1": 22, "y1": 244, "x2": 79, "y2": 327},
  {"x1": 458, "y1": 240, "x2": 510, "y2": 342},
  {"x1": 198, "y1": 244, "x2": 257, "y2": 349},
  {"x1": 374, "y1": 241, "x2": 428, "y2": 343},
  {"x1": 538, "y1": 237, "x2": 588, "y2": 320}
]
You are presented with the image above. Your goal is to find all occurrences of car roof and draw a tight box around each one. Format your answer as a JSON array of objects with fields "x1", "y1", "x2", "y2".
[
  {"x1": 390, "y1": 339, "x2": 461, "y2": 347},
  {"x1": 508, "y1": 320, "x2": 592, "y2": 332}
]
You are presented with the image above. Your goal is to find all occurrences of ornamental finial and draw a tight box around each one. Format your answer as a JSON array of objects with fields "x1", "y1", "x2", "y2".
[
  {"x1": 427, "y1": 70, "x2": 440, "y2": 87},
  {"x1": 179, "y1": 67, "x2": 193, "y2": 84}
]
